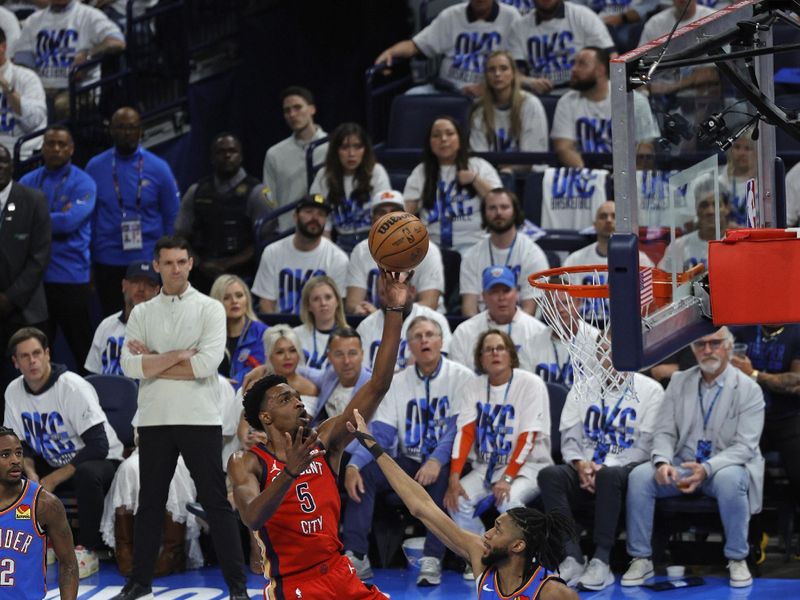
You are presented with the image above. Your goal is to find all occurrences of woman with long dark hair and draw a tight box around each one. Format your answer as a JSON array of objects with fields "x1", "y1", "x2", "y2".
[
  {"x1": 310, "y1": 122, "x2": 390, "y2": 252},
  {"x1": 403, "y1": 116, "x2": 502, "y2": 254}
]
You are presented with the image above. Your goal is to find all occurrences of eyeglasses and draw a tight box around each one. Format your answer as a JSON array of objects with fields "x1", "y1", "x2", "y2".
[
  {"x1": 691, "y1": 339, "x2": 725, "y2": 350},
  {"x1": 481, "y1": 345, "x2": 509, "y2": 355},
  {"x1": 409, "y1": 331, "x2": 441, "y2": 343}
]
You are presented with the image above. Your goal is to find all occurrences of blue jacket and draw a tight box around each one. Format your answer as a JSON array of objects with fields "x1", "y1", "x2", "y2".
[
  {"x1": 20, "y1": 163, "x2": 96, "y2": 284},
  {"x1": 227, "y1": 319, "x2": 268, "y2": 391},
  {"x1": 301, "y1": 364, "x2": 371, "y2": 426},
  {"x1": 86, "y1": 145, "x2": 180, "y2": 265}
]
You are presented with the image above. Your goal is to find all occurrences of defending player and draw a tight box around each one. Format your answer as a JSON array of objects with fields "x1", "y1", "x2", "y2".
[
  {"x1": 0, "y1": 427, "x2": 79, "y2": 600},
  {"x1": 228, "y1": 271, "x2": 411, "y2": 599},
  {"x1": 346, "y1": 409, "x2": 579, "y2": 600}
]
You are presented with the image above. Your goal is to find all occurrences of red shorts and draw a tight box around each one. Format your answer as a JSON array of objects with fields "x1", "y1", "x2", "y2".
[{"x1": 262, "y1": 553, "x2": 388, "y2": 600}]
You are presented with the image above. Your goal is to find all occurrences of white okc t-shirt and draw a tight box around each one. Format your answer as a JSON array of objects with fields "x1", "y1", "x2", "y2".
[
  {"x1": 524, "y1": 321, "x2": 601, "y2": 387},
  {"x1": 541, "y1": 167, "x2": 609, "y2": 230},
  {"x1": 293, "y1": 324, "x2": 332, "y2": 371},
  {"x1": 85, "y1": 311, "x2": 126, "y2": 375},
  {"x1": 638, "y1": 5, "x2": 716, "y2": 46},
  {"x1": 469, "y1": 91, "x2": 549, "y2": 152},
  {"x1": 657, "y1": 230, "x2": 710, "y2": 271}
]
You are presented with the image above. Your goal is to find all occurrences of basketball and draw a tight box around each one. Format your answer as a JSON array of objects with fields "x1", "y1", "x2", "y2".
[{"x1": 368, "y1": 211, "x2": 429, "y2": 272}]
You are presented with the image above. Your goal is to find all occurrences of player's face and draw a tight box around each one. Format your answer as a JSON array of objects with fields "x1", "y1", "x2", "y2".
[
  {"x1": 0, "y1": 436, "x2": 23, "y2": 485},
  {"x1": 295, "y1": 206, "x2": 327, "y2": 239},
  {"x1": 485, "y1": 193, "x2": 515, "y2": 234},
  {"x1": 485, "y1": 54, "x2": 514, "y2": 94},
  {"x1": 328, "y1": 337, "x2": 363, "y2": 385},
  {"x1": 222, "y1": 281, "x2": 248, "y2": 320},
  {"x1": 12, "y1": 338, "x2": 51, "y2": 388},
  {"x1": 212, "y1": 136, "x2": 242, "y2": 178},
  {"x1": 338, "y1": 134, "x2": 365, "y2": 175},
  {"x1": 429, "y1": 119, "x2": 460, "y2": 165},
  {"x1": 270, "y1": 337, "x2": 300, "y2": 377},
  {"x1": 482, "y1": 513, "x2": 522, "y2": 567},
  {"x1": 594, "y1": 201, "x2": 616, "y2": 240},
  {"x1": 483, "y1": 284, "x2": 518, "y2": 323},
  {"x1": 570, "y1": 50, "x2": 600, "y2": 92},
  {"x1": 263, "y1": 383, "x2": 312, "y2": 434},
  {"x1": 308, "y1": 283, "x2": 337, "y2": 326},
  {"x1": 407, "y1": 321, "x2": 443, "y2": 366},
  {"x1": 121, "y1": 276, "x2": 160, "y2": 308},
  {"x1": 283, "y1": 95, "x2": 316, "y2": 133},
  {"x1": 42, "y1": 129, "x2": 74, "y2": 170},
  {"x1": 691, "y1": 329, "x2": 731, "y2": 374},
  {"x1": 480, "y1": 333, "x2": 512, "y2": 376},
  {"x1": 153, "y1": 248, "x2": 192, "y2": 294}
]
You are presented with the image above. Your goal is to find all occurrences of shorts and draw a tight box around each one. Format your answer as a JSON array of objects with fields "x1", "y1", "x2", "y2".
[{"x1": 263, "y1": 553, "x2": 388, "y2": 599}]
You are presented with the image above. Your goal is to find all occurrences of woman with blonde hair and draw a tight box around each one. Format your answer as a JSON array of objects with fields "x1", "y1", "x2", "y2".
[
  {"x1": 262, "y1": 324, "x2": 319, "y2": 414},
  {"x1": 469, "y1": 50, "x2": 548, "y2": 168},
  {"x1": 210, "y1": 274, "x2": 268, "y2": 390},
  {"x1": 293, "y1": 275, "x2": 348, "y2": 371}
]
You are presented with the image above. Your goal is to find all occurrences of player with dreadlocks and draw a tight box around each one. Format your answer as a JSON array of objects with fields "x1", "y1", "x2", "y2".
[{"x1": 347, "y1": 409, "x2": 579, "y2": 599}]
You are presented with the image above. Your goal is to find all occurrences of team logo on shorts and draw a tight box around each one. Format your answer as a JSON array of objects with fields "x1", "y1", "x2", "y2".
[{"x1": 15, "y1": 504, "x2": 31, "y2": 520}]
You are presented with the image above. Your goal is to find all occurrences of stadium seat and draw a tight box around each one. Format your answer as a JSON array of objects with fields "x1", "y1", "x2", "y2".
[
  {"x1": 440, "y1": 247, "x2": 462, "y2": 315},
  {"x1": 545, "y1": 382, "x2": 569, "y2": 464},
  {"x1": 522, "y1": 171, "x2": 545, "y2": 225},
  {"x1": 385, "y1": 95, "x2": 473, "y2": 149},
  {"x1": 86, "y1": 374, "x2": 138, "y2": 449}
]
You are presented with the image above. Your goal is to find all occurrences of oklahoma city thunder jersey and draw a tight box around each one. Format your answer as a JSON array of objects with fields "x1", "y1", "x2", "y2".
[
  {"x1": 0, "y1": 479, "x2": 46, "y2": 600},
  {"x1": 477, "y1": 564, "x2": 562, "y2": 600},
  {"x1": 249, "y1": 443, "x2": 343, "y2": 587}
]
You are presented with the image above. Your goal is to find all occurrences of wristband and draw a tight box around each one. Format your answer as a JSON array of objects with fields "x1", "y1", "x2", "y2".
[
  {"x1": 283, "y1": 467, "x2": 299, "y2": 479},
  {"x1": 384, "y1": 305, "x2": 405, "y2": 313},
  {"x1": 352, "y1": 430, "x2": 386, "y2": 459}
]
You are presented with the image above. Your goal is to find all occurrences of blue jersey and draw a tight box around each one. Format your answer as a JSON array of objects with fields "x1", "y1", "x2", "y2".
[
  {"x1": 477, "y1": 564, "x2": 561, "y2": 599},
  {"x1": 0, "y1": 480, "x2": 47, "y2": 600}
]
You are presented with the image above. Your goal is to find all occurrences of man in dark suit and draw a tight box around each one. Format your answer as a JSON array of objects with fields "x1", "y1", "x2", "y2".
[{"x1": 0, "y1": 144, "x2": 51, "y2": 408}]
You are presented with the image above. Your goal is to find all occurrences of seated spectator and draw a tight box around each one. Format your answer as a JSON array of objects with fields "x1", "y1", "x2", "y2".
[
  {"x1": 251, "y1": 194, "x2": 348, "y2": 315},
  {"x1": 3, "y1": 327, "x2": 124, "y2": 577},
  {"x1": 20, "y1": 126, "x2": 95, "y2": 371},
  {"x1": 551, "y1": 47, "x2": 658, "y2": 168},
  {"x1": 261, "y1": 324, "x2": 319, "y2": 414},
  {"x1": 262, "y1": 86, "x2": 328, "y2": 231},
  {"x1": 0, "y1": 24, "x2": 46, "y2": 159},
  {"x1": 638, "y1": 0, "x2": 715, "y2": 46},
  {"x1": 450, "y1": 265, "x2": 549, "y2": 371},
  {"x1": 85, "y1": 261, "x2": 161, "y2": 375},
  {"x1": 718, "y1": 134, "x2": 756, "y2": 227},
  {"x1": 346, "y1": 190, "x2": 444, "y2": 315},
  {"x1": 175, "y1": 132, "x2": 276, "y2": 294},
  {"x1": 657, "y1": 178, "x2": 730, "y2": 271},
  {"x1": 342, "y1": 316, "x2": 473, "y2": 586},
  {"x1": 404, "y1": 117, "x2": 503, "y2": 254},
  {"x1": 573, "y1": 0, "x2": 656, "y2": 26},
  {"x1": 446, "y1": 329, "x2": 552, "y2": 578},
  {"x1": 86, "y1": 107, "x2": 180, "y2": 317},
  {"x1": 357, "y1": 274, "x2": 452, "y2": 371},
  {"x1": 469, "y1": 50, "x2": 549, "y2": 162},
  {"x1": 293, "y1": 275, "x2": 348, "y2": 371},
  {"x1": 538, "y1": 367, "x2": 663, "y2": 590},
  {"x1": 622, "y1": 327, "x2": 764, "y2": 589},
  {"x1": 209, "y1": 274, "x2": 268, "y2": 391},
  {"x1": 501, "y1": 0, "x2": 535, "y2": 14},
  {"x1": 309, "y1": 123, "x2": 390, "y2": 253},
  {"x1": 14, "y1": 0, "x2": 125, "y2": 119},
  {"x1": 460, "y1": 188, "x2": 548, "y2": 316},
  {"x1": 374, "y1": 0, "x2": 521, "y2": 96},
  {"x1": 509, "y1": 0, "x2": 615, "y2": 95}
]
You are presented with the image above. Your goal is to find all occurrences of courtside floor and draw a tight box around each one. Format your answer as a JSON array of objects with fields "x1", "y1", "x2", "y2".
[{"x1": 46, "y1": 563, "x2": 800, "y2": 599}]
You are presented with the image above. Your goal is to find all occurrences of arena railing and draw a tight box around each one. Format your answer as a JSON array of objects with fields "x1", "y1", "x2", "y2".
[
  {"x1": 12, "y1": 126, "x2": 48, "y2": 178},
  {"x1": 365, "y1": 60, "x2": 413, "y2": 145}
]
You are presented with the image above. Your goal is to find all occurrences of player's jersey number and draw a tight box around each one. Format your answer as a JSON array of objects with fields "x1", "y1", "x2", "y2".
[
  {"x1": 0, "y1": 558, "x2": 15, "y2": 586},
  {"x1": 296, "y1": 482, "x2": 317, "y2": 514}
]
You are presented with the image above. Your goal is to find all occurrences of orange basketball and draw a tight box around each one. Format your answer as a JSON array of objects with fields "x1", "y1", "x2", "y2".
[{"x1": 368, "y1": 211, "x2": 429, "y2": 272}]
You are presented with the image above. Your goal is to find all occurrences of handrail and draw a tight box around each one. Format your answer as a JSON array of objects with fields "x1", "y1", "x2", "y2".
[
  {"x1": 305, "y1": 136, "x2": 329, "y2": 189},
  {"x1": 364, "y1": 58, "x2": 412, "y2": 142}
]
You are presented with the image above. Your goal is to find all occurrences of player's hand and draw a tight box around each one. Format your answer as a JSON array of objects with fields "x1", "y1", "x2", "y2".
[
  {"x1": 492, "y1": 480, "x2": 511, "y2": 505},
  {"x1": 655, "y1": 462, "x2": 679, "y2": 486},
  {"x1": 345, "y1": 466, "x2": 365, "y2": 503},
  {"x1": 283, "y1": 427, "x2": 325, "y2": 478},
  {"x1": 242, "y1": 365, "x2": 270, "y2": 392},
  {"x1": 444, "y1": 475, "x2": 469, "y2": 514},
  {"x1": 127, "y1": 339, "x2": 151, "y2": 356},
  {"x1": 678, "y1": 461, "x2": 707, "y2": 494},
  {"x1": 414, "y1": 459, "x2": 441, "y2": 487},
  {"x1": 380, "y1": 269, "x2": 414, "y2": 308}
]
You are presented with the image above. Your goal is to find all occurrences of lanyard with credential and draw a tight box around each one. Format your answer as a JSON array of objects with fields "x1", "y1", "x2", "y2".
[
  {"x1": 488, "y1": 233, "x2": 517, "y2": 267},
  {"x1": 416, "y1": 357, "x2": 444, "y2": 460},
  {"x1": 698, "y1": 379, "x2": 724, "y2": 434},
  {"x1": 112, "y1": 150, "x2": 144, "y2": 216},
  {"x1": 36, "y1": 166, "x2": 71, "y2": 209},
  {"x1": 483, "y1": 372, "x2": 514, "y2": 489},
  {"x1": 311, "y1": 328, "x2": 331, "y2": 368}
]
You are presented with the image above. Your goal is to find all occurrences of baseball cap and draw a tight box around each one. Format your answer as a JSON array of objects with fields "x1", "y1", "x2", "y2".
[
  {"x1": 125, "y1": 261, "x2": 160, "y2": 284},
  {"x1": 295, "y1": 193, "x2": 332, "y2": 213},
  {"x1": 482, "y1": 265, "x2": 516, "y2": 292},
  {"x1": 371, "y1": 189, "x2": 404, "y2": 213}
]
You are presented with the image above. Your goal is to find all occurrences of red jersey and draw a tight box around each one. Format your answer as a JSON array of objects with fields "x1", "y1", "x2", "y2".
[{"x1": 249, "y1": 443, "x2": 344, "y2": 583}]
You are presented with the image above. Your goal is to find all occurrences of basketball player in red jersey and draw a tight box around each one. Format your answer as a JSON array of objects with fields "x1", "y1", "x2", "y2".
[
  {"x1": 229, "y1": 270, "x2": 411, "y2": 600},
  {"x1": 347, "y1": 410, "x2": 579, "y2": 600}
]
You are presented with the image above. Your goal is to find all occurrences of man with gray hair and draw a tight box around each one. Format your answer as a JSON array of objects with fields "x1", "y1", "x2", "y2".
[{"x1": 622, "y1": 326, "x2": 764, "y2": 589}]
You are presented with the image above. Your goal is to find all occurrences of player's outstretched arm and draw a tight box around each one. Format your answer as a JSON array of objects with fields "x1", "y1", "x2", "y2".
[
  {"x1": 37, "y1": 490, "x2": 78, "y2": 600},
  {"x1": 347, "y1": 410, "x2": 485, "y2": 572}
]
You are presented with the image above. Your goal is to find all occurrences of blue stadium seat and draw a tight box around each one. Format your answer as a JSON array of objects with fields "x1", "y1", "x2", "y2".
[
  {"x1": 545, "y1": 382, "x2": 569, "y2": 464},
  {"x1": 522, "y1": 171, "x2": 545, "y2": 225},
  {"x1": 539, "y1": 95, "x2": 560, "y2": 142},
  {"x1": 388, "y1": 170, "x2": 410, "y2": 193},
  {"x1": 440, "y1": 247, "x2": 462, "y2": 315},
  {"x1": 86, "y1": 374, "x2": 138, "y2": 448},
  {"x1": 385, "y1": 94, "x2": 473, "y2": 149}
]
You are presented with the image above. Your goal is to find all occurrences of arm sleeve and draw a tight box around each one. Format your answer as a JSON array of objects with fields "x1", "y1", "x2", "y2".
[
  {"x1": 459, "y1": 246, "x2": 480, "y2": 295},
  {"x1": 119, "y1": 305, "x2": 146, "y2": 379},
  {"x1": 4, "y1": 189, "x2": 51, "y2": 308},
  {"x1": 560, "y1": 421, "x2": 587, "y2": 464},
  {"x1": 413, "y1": 241, "x2": 443, "y2": 293},
  {"x1": 348, "y1": 421, "x2": 399, "y2": 470},
  {"x1": 372, "y1": 163, "x2": 391, "y2": 193},
  {"x1": 520, "y1": 95, "x2": 549, "y2": 152},
  {"x1": 188, "y1": 300, "x2": 227, "y2": 378},
  {"x1": 48, "y1": 176, "x2": 96, "y2": 234},
  {"x1": 504, "y1": 431, "x2": 538, "y2": 478},
  {"x1": 411, "y1": 12, "x2": 447, "y2": 57},
  {"x1": 70, "y1": 423, "x2": 109, "y2": 465},
  {"x1": 158, "y1": 164, "x2": 180, "y2": 234},
  {"x1": 84, "y1": 323, "x2": 105, "y2": 374},
  {"x1": 14, "y1": 68, "x2": 47, "y2": 133},
  {"x1": 403, "y1": 164, "x2": 425, "y2": 202},
  {"x1": 173, "y1": 184, "x2": 197, "y2": 235},
  {"x1": 86, "y1": 8, "x2": 125, "y2": 46},
  {"x1": 475, "y1": 158, "x2": 502, "y2": 188},
  {"x1": 450, "y1": 420, "x2": 476, "y2": 475},
  {"x1": 550, "y1": 96, "x2": 576, "y2": 141},
  {"x1": 309, "y1": 168, "x2": 325, "y2": 196},
  {"x1": 469, "y1": 109, "x2": 489, "y2": 152},
  {"x1": 251, "y1": 245, "x2": 277, "y2": 301},
  {"x1": 346, "y1": 244, "x2": 370, "y2": 290},
  {"x1": 430, "y1": 414, "x2": 457, "y2": 466}
]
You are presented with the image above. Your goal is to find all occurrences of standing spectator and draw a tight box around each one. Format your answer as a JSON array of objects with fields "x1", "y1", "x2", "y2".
[
  {"x1": 3, "y1": 327, "x2": 123, "y2": 577},
  {"x1": 469, "y1": 50, "x2": 548, "y2": 159},
  {"x1": 509, "y1": 0, "x2": 615, "y2": 94},
  {"x1": 346, "y1": 190, "x2": 444, "y2": 315},
  {"x1": 459, "y1": 189, "x2": 548, "y2": 316},
  {"x1": 551, "y1": 47, "x2": 658, "y2": 168},
  {"x1": 404, "y1": 117, "x2": 502, "y2": 254},
  {"x1": 20, "y1": 126, "x2": 95, "y2": 371},
  {"x1": 374, "y1": 0, "x2": 521, "y2": 96},
  {"x1": 293, "y1": 275, "x2": 348, "y2": 371},
  {"x1": 310, "y1": 123, "x2": 390, "y2": 253},
  {"x1": 252, "y1": 194, "x2": 348, "y2": 315},
  {"x1": 0, "y1": 24, "x2": 46, "y2": 160},
  {"x1": 209, "y1": 274, "x2": 268, "y2": 391},
  {"x1": 343, "y1": 316, "x2": 472, "y2": 586},
  {"x1": 116, "y1": 236, "x2": 248, "y2": 600},
  {"x1": 87, "y1": 107, "x2": 180, "y2": 317},
  {"x1": 0, "y1": 144, "x2": 50, "y2": 409},
  {"x1": 622, "y1": 327, "x2": 764, "y2": 589},
  {"x1": 175, "y1": 133, "x2": 275, "y2": 294},
  {"x1": 13, "y1": 0, "x2": 124, "y2": 119},
  {"x1": 262, "y1": 86, "x2": 328, "y2": 231},
  {"x1": 84, "y1": 261, "x2": 160, "y2": 376},
  {"x1": 450, "y1": 265, "x2": 549, "y2": 372}
]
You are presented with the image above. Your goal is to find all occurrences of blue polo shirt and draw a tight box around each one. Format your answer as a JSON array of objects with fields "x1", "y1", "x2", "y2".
[
  {"x1": 20, "y1": 163, "x2": 96, "y2": 284},
  {"x1": 86, "y1": 145, "x2": 180, "y2": 265}
]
